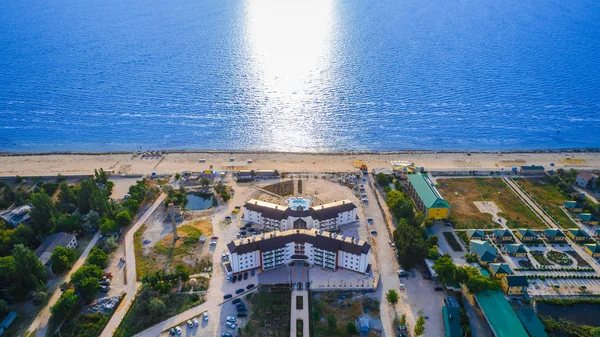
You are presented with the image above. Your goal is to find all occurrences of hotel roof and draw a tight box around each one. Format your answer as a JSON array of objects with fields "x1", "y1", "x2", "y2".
[
  {"x1": 227, "y1": 229, "x2": 371, "y2": 256},
  {"x1": 243, "y1": 199, "x2": 356, "y2": 221},
  {"x1": 407, "y1": 173, "x2": 450, "y2": 209}
]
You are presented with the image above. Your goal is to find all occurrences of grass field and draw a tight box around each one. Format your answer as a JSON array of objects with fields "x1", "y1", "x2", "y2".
[
  {"x1": 245, "y1": 286, "x2": 292, "y2": 337},
  {"x1": 437, "y1": 178, "x2": 545, "y2": 229},
  {"x1": 514, "y1": 178, "x2": 577, "y2": 228},
  {"x1": 312, "y1": 291, "x2": 382, "y2": 337}
]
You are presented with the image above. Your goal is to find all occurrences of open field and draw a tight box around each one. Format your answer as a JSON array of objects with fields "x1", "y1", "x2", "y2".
[
  {"x1": 437, "y1": 178, "x2": 546, "y2": 229},
  {"x1": 312, "y1": 291, "x2": 382, "y2": 337},
  {"x1": 244, "y1": 286, "x2": 292, "y2": 337},
  {"x1": 514, "y1": 178, "x2": 576, "y2": 228}
]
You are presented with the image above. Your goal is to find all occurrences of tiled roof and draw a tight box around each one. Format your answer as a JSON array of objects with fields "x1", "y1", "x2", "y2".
[
  {"x1": 517, "y1": 229, "x2": 537, "y2": 237},
  {"x1": 578, "y1": 172, "x2": 598, "y2": 180},
  {"x1": 407, "y1": 173, "x2": 450, "y2": 209},
  {"x1": 543, "y1": 229, "x2": 565, "y2": 237},
  {"x1": 585, "y1": 244, "x2": 600, "y2": 254},
  {"x1": 506, "y1": 275, "x2": 528, "y2": 287},
  {"x1": 442, "y1": 306, "x2": 463, "y2": 337},
  {"x1": 489, "y1": 263, "x2": 512, "y2": 275},
  {"x1": 493, "y1": 229, "x2": 512, "y2": 237},
  {"x1": 563, "y1": 201, "x2": 583, "y2": 209},
  {"x1": 577, "y1": 213, "x2": 598, "y2": 222},
  {"x1": 243, "y1": 199, "x2": 356, "y2": 221},
  {"x1": 567, "y1": 228, "x2": 589, "y2": 237},
  {"x1": 470, "y1": 240, "x2": 498, "y2": 262},
  {"x1": 505, "y1": 244, "x2": 527, "y2": 254},
  {"x1": 467, "y1": 229, "x2": 486, "y2": 239}
]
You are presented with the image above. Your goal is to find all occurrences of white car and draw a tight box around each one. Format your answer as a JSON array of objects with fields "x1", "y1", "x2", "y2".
[
  {"x1": 192, "y1": 317, "x2": 199, "y2": 326},
  {"x1": 175, "y1": 326, "x2": 182, "y2": 335},
  {"x1": 226, "y1": 276, "x2": 231, "y2": 283},
  {"x1": 203, "y1": 312, "x2": 209, "y2": 321},
  {"x1": 187, "y1": 320, "x2": 193, "y2": 327},
  {"x1": 226, "y1": 316, "x2": 236, "y2": 322},
  {"x1": 399, "y1": 284, "x2": 406, "y2": 290},
  {"x1": 226, "y1": 322, "x2": 237, "y2": 329}
]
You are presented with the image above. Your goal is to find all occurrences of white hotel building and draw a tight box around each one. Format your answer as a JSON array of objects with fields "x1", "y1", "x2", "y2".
[
  {"x1": 242, "y1": 199, "x2": 358, "y2": 231},
  {"x1": 225, "y1": 229, "x2": 371, "y2": 275}
]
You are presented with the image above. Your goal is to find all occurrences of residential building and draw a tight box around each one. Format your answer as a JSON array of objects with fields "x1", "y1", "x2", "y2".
[
  {"x1": 242, "y1": 199, "x2": 357, "y2": 231},
  {"x1": 515, "y1": 229, "x2": 538, "y2": 242},
  {"x1": 584, "y1": 244, "x2": 600, "y2": 258},
  {"x1": 225, "y1": 229, "x2": 371, "y2": 274},
  {"x1": 542, "y1": 229, "x2": 566, "y2": 242},
  {"x1": 501, "y1": 275, "x2": 528, "y2": 295},
  {"x1": 577, "y1": 213, "x2": 599, "y2": 226},
  {"x1": 0, "y1": 204, "x2": 32, "y2": 228},
  {"x1": 34, "y1": 232, "x2": 78, "y2": 274},
  {"x1": 467, "y1": 229, "x2": 486, "y2": 240},
  {"x1": 488, "y1": 263, "x2": 513, "y2": 279},
  {"x1": 406, "y1": 173, "x2": 450, "y2": 220},
  {"x1": 492, "y1": 229, "x2": 513, "y2": 242},
  {"x1": 576, "y1": 172, "x2": 598, "y2": 188},
  {"x1": 566, "y1": 228, "x2": 590, "y2": 242},
  {"x1": 470, "y1": 240, "x2": 498, "y2": 265},
  {"x1": 504, "y1": 244, "x2": 527, "y2": 257},
  {"x1": 442, "y1": 305, "x2": 463, "y2": 337},
  {"x1": 519, "y1": 165, "x2": 545, "y2": 176},
  {"x1": 563, "y1": 201, "x2": 584, "y2": 212}
]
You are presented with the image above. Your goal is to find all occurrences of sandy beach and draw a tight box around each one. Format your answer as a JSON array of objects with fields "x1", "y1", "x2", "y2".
[{"x1": 0, "y1": 151, "x2": 599, "y2": 177}]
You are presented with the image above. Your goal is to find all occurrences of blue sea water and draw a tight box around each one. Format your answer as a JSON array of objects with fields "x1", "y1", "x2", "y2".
[{"x1": 1, "y1": 0, "x2": 599, "y2": 153}]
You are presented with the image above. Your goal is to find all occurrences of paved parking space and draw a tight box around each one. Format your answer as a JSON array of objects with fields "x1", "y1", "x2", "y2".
[{"x1": 310, "y1": 266, "x2": 375, "y2": 289}]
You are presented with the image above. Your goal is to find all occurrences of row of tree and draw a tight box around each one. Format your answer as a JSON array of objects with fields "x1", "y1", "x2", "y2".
[{"x1": 433, "y1": 255, "x2": 501, "y2": 293}]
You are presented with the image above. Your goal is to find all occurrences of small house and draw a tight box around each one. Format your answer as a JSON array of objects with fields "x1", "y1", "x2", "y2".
[
  {"x1": 584, "y1": 244, "x2": 600, "y2": 258},
  {"x1": 470, "y1": 240, "x2": 498, "y2": 265},
  {"x1": 542, "y1": 229, "x2": 567, "y2": 242},
  {"x1": 515, "y1": 229, "x2": 538, "y2": 242},
  {"x1": 237, "y1": 170, "x2": 254, "y2": 181},
  {"x1": 467, "y1": 229, "x2": 486, "y2": 240},
  {"x1": 488, "y1": 263, "x2": 513, "y2": 279},
  {"x1": 253, "y1": 170, "x2": 280, "y2": 180},
  {"x1": 563, "y1": 201, "x2": 584, "y2": 212},
  {"x1": 519, "y1": 165, "x2": 545, "y2": 176},
  {"x1": 492, "y1": 229, "x2": 513, "y2": 242},
  {"x1": 35, "y1": 232, "x2": 78, "y2": 275},
  {"x1": 576, "y1": 172, "x2": 598, "y2": 188},
  {"x1": 577, "y1": 213, "x2": 599, "y2": 226},
  {"x1": 0, "y1": 204, "x2": 33, "y2": 228},
  {"x1": 501, "y1": 275, "x2": 528, "y2": 295},
  {"x1": 358, "y1": 316, "x2": 370, "y2": 332},
  {"x1": 504, "y1": 244, "x2": 528, "y2": 257},
  {"x1": 566, "y1": 228, "x2": 590, "y2": 242}
]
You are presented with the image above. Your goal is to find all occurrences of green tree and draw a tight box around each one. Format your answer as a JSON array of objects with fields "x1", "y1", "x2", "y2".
[
  {"x1": 100, "y1": 218, "x2": 119, "y2": 234},
  {"x1": 29, "y1": 190, "x2": 56, "y2": 233},
  {"x1": 88, "y1": 247, "x2": 109, "y2": 269},
  {"x1": 32, "y1": 291, "x2": 48, "y2": 305},
  {"x1": 393, "y1": 221, "x2": 428, "y2": 269},
  {"x1": 214, "y1": 181, "x2": 226, "y2": 194},
  {"x1": 0, "y1": 299, "x2": 8, "y2": 317},
  {"x1": 414, "y1": 315, "x2": 425, "y2": 336},
  {"x1": 50, "y1": 246, "x2": 76, "y2": 274},
  {"x1": 376, "y1": 173, "x2": 393, "y2": 186},
  {"x1": 428, "y1": 246, "x2": 440, "y2": 260},
  {"x1": 103, "y1": 236, "x2": 118, "y2": 252},
  {"x1": 427, "y1": 235, "x2": 439, "y2": 247},
  {"x1": 200, "y1": 177, "x2": 211, "y2": 188},
  {"x1": 146, "y1": 298, "x2": 166, "y2": 319},
  {"x1": 57, "y1": 182, "x2": 77, "y2": 212},
  {"x1": 591, "y1": 327, "x2": 600, "y2": 337},
  {"x1": 433, "y1": 255, "x2": 459, "y2": 285},
  {"x1": 327, "y1": 314, "x2": 337, "y2": 329},
  {"x1": 175, "y1": 264, "x2": 190, "y2": 281},
  {"x1": 0, "y1": 256, "x2": 16, "y2": 287},
  {"x1": 115, "y1": 211, "x2": 132, "y2": 228},
  {"x1": 347, "y1": 322, "x2": 358, "y2": 335},
  {"x1": 78, "y1": 178, "x2": 108, "y2": 215},
  {"x1": 12, "y1": 244, "x2": 46, "y2": 298},
  {"x1": 51, "y1": 289, "x2": 79, "y2": 318},
  {"x1": 94, "y1": 168, "x2": 109, "y2": 185},
  {"x1": 386, "y1": 289, "x2": 399, "y2": 305},
  {"x1": 71, "y1": 264, "x2": 103, "y2": 301},
  {"x1": 399, "y1": 313, "x2": 406, "y2": 326}
]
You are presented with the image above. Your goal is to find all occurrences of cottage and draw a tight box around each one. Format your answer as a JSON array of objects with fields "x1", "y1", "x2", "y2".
[
  {"x1": 501, "y1": 275, "x2": 528, "y2": 295},
  {"x1": 566, "y1": 228, "x2": 590, "y2": 242},
  {"x1": 504, "y1": 244, "x2": 528, "y2": 257},
  {"x1": 492, "y1": 229, "x2": 513, "y2": 242},
  {"x1": 35, "y1": 232, "x2": 78, "y2": 274},
  {"x1": 584, "y1": 244, "x2": 600, "y2": 258},
  {"x1": 519, "y1": 165, "x2": 545, "y2": 176},
  {"x1": 515, "y1": 229, "x2": 538, "y2": 242},
  {"x1": 406, "y1": 173, "x2": 450, "y2": 220},
  {"x1": 563, "y1": 201, "x2": 584, "y2": 212},
  {"x1": 470, "y1": 240, "x2": 498, "y2": 265},
  {"x1": 0, "y1": 204, "x2": 33, "y2": 228},
  {"x1": 488, "y1": 263, "x2": 513, "y2": 279},
  {"x1": 576, "y1": 172, "x2": 598, "y2": 188},
  {"x1": 577, "y1": 213, "x2": 599, "y2": 226},
  {"x1": 467, "y1": 229, "x2": 486, "y2": 240},
  {"x1": 542, "y1": 229, "x2": 567, "y2": 242}
]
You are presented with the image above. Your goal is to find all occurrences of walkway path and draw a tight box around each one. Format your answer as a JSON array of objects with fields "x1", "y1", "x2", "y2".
[
  {"x1": 28, "y1": 231, "x2": 101, "y2": 337},
  {"x1": 289, "y1": 289, "x2": 309, "y2": 337},
  {"x1": 100, "y1": 193, "x2": 167, "y2": 337}
]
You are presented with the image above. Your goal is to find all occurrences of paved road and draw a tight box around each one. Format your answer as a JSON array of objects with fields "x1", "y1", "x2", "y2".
[
  {"x1": 100, "y1": 193, "x2": 167, "y2": 337},
  {"x1": 574, "y1": 185, "x2": 599, "y2": 204},
  {"x1": 28, "y1": 231, "x2": 102, "y2": 337}
]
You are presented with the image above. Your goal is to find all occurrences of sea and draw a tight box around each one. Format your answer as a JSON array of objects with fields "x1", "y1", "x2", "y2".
[{"x1": 1, "y1": 0, "x2": 599, "y2": 153}]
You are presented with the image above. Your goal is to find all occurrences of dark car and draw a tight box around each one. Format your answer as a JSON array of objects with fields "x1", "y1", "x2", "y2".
[
  {"x1": 224, "y1": 294, "x2": 233, "y2": 300},
  {"x1": 235, "y1": 288, "x2": 244, "y2": 294},
  {"x1": 231, "y1": 276, "x2": 237, "y2": 284},
  {"x1": 237, "y1": 312, "x2": 248, "y2": 318},
  {"x1": 237, "y1": 309, "x2": 247, "y2": 315},
  {"x1": 245, "y1": 223, "x2": 252, "y2": 228},
  {"x1": 236, "y1": 302, "x2": 246, "y2": 308},
  {"x1": 237, "y1": 274, "x2": 243, "y2": 281},
  {"x1": 250, "y1": 269, "x2": 255, "y2": 277},
  {"x1": 222, "y1": 333, "x2": 232, "y2": 337},
  {"x1": 232, "y1": 298, "x2": 241, "y2": 304},
  {"x1": 246, "y1": 284, "x2": 255, "y2": 290},
  {"x1": 243, "y1": 272, "x2": 248, "y2": 280},
  {"x1": 397, "y1": 325, "x2": 407, "y2": 331},
  {"x1": 434, "y1": 287, "x2": 444, "y2": 291}
]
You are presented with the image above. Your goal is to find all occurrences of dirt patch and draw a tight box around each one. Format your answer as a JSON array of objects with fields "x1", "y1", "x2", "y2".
[
  {"x1": 514, "y1": 178, "x2": 576, "y2": 228},
  {"x1": 261, "y1": 180, "x2": 294, "y2": 196}
]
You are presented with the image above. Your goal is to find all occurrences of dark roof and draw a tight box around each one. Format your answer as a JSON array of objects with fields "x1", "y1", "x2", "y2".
[
  {"x1": 470, "y1": 240, "x2": 498, "y2": 262},
  {"x1": 244, "y1": 199, "x2": 356, "y2": 221},
  {"x1": 543, "y1": 229, "x2": 566, "y2": 237},
  {"x1": 227, "y1": 229, "x2": 371, "y2": 256},
  {"x1": 506, "y1": 275, "x2": 528, "y2": 287},
  {"x1": 467, "y1": 229, "x2": 486, "y2": 239},
  {"x1": 244, "y1": 200, "x2": 287, "y2": 219},
  {"x1": 493, "y1": 229, "x2": 513, "y2": 237},
  {"x1": 253, "y1": 170, "x2": 280, "y2": 177},
  {"x1": 35, "y1": 232, "x2": 76, "y2": 257}
]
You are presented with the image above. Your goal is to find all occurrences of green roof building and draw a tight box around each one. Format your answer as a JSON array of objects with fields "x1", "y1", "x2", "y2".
[
  {"x1": 564, "y1": 201, "x2": 583, "y2": 210},
  {"x1": 470, "y1": 240, "x2": 498, "y2": 265},
  {"x1": 542, "y1": 229, "x2": 566, "y2": 241},
  {"x1": 516, "y1": 308, "x2": 549, "y2": 337},
  {"x1": 504, "y1": 244, "x2": 527, "y2": 256},
  {"x1": 567, "y1": 228, "x2": 590, "y2": 241},
  {"x1": 442, "y1": 306, "x2": 463, "y2": 337},
  {"x1": 475, "y1": 290, "x2": 529, "y2": 337},
  {"x1": 577, "y1": 213, "x2": 599, "y2": 225},
  {"x1": 489, "y1": 263, "x2": 513, "y2": 278},
  {"x1": 492, "y1": 229, "x2": 513, "y2": 241},
  {"x1": 467, "y1": 229, "x2": 486, "y2": 240},
  {"x1": 406, "y1": 173, "x2": 450, "y2": 220}
]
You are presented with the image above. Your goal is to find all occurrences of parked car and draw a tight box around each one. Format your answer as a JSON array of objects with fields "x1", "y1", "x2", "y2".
[
  {"x1": 237, "y1": 274, "x2": 243, "y2": 281},
  {"x1": 236, "y1": 302, "x2": 246, "y2": 308},
  {"x1": 399, "y1": 284, "x2": 405, "y2": 290},
  {"x1": 226, "y1": 322, "x2": 237, "y2": 329},
  {"x1": 227, "y1": 316, "x2": 236, "y2": 322},
  {"x1": 175, "y1": 326, "x2": 182, "y2": 335},
  {"x1": 203, "y1": 312, "x2": 209, "y2": 321},
  {"x1": 246, "y1": 284, "x2": 255, "y2": 290},
  {"x1": 434, "y1": 287, "x2": 444, "y2": 291},
  {"x1": 100, "y1": 285, "x2": 110, "y2": 292},
  {"x1": 187, "y1": 320, "x2": 193, "y2": 327},
  {"x1": 226, "y1": 276, "x2": 231, "y2": 283},
  {"x1": 397, "y1": 270, "x2": 408, "y2": 277},
  {"x1": 243, "y1": 272, "x2": 248, "y2": 280},
  {"x1": 232, "y1": 298, "x2": 241, "y2": 304},
  {"x1": 222, "y1": 333, "x2": 232, "y2": 337},
  {"x1": 99, "y1": 279, "x2": 110, "y2": 286},
  {"x1": 397, "y1": 325, "x2": 408, "y2": 331},
  {"x1": 224, "y1": 294, "x2": 233, "y2": 299},
  {"x1": 222, "y1": 254, "x2": 229, "y2": 261},
  {"x1": 250, "y1": 269, "x2": 255, "y2": 277},
  {"x1": 193, "y1": 317, "x2": 199, "y2": 325},
  {"x1": 370, "y1": 230, "x2": 377, "y2": 235},
  {"x1": 367, "y1": 217, "x2": 373, "y2": 224},
  {"x1": 169, "y1": 328, "x2": 176, "y2": 335},
  {"x1": 237, "y1": 312, "x2": 248, "y2": 318},
  {"x1": 235, "y1": 288, "x2": 244, "y2": 294},
  {"x1": 225, "y1": 216, "x2": 232, "y2": 221}
]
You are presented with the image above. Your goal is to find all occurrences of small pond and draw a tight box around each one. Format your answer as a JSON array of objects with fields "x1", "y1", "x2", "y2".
[
  {"x1": 537, "y1": 303, "x2": 600, "y2": 327},
  {"x1": 186, "y1": 193, "x2": 214, "y2": 210}
]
